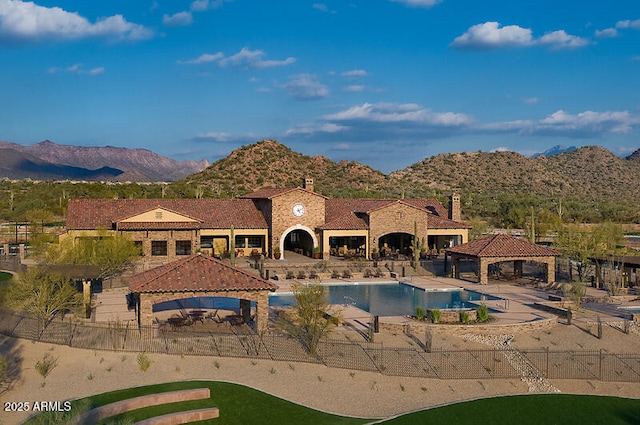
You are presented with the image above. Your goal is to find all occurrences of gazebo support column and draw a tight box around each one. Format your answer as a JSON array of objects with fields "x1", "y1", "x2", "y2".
[
  {"x1": 240, "y1": 299, "x2": 251, "y2": 323},
  {"x1": 514, "y1": 260, "x2": 523, "y2": 278},
  {"x1": 478, "y1": 258, "x2": 489, "y2": 284},
  {"x1": 546, "y1": 258, "x2": 555, "y2": 284},
  {"x1": 451, "y1": 257, "x2": 461, "y2": 279}
]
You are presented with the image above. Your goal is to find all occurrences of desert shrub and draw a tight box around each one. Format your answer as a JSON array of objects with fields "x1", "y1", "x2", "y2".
[
  {"x1": 35, "y1": 353, "x2": 58, "y2": 381},
  {"x1": 477, "y1": 304, "x2": 490, "y2": 322},
  {"x1": 460, "y1": 311, "x2": 470, "y2": 324},
  {"x1": 429, "y1": 309, "x2": 441, "y2": 324},
  {"x1": 137, "y1": 352, "x2": 151, "y2": 372},
  {"x1": 415, "y1": 307, "x2": 425, "y2": 321}
]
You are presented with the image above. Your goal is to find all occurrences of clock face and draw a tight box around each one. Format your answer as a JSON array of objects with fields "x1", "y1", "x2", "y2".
[{"x1": 292, "y1": 203, "x2": 305, "y2": 217}]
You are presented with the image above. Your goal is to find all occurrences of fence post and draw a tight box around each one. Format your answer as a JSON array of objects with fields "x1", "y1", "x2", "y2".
[
  {"x1": 546, "y1": 347, "x2": 549, "y2": 378},
  {"x1": 599, "y1": 349, "x2": 603, "y2": 381}
]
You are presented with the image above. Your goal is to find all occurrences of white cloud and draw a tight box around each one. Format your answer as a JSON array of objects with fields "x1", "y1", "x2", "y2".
[
  {"x1": 536, "y1": 110, "x2": 638, "y2": 135},
  {"x1": 341, "y1": 69, "x2": 367, "y2": 77},
  {"x1": 451, "y1": 22, "x2": 533, "y2": 49},
  {"x1": 286, "y1": 122, "x2": 346, "y2": 136},
  {"x1": 0, "y1": 0, "x2": 153, "y2": 44},
  {"x1": 47, "y1": 63, "x2": 104, "y2": 75},
  {"x1": 616, "y1": 19, "x2": 640, "y2": 29},
  {"x1": 522, "y1": 97, "x2": 539, "y2": 104},
  {"x1": 490, "y1": 146, "x2": 512, "y2": 153},
  {"x1": 191, "y1": 131, "x2": 258, "y2": 144},
  {"x1": 179, "y1": 52, "x2": 224, "y2": 65},
  {"x1": 324, "y1": 102, "x2": 473, "y2": 126},
  {"x1": 163, "y1": 11, "x2": 193, "y2": 27},
  {"x1": 344, "y1": 85, "x2": 365, "y2": 92},
  {"x1": 632, "y1": 55, "x2": 640, "y2": 62},
  {"x1": 312, "y1": 3, "x2": 336, "y2": 13},
  {"x1": 537, "y1": 30, "x2": 589, "y2": 49},
  {"x1": 390, "y1": 0, "x2": 442, "y2": 8},
  {"x1": 179, "y1": 47, "x2": 295, "y2": 68},
  {"x1": 283, "y1": 74, "x2": 329, "y2": 100},
  {"x1": 480, "y1": 110, "x2": 640, "y2": 137},
  {"x1": 595, "y1": 28, "x2": 618, "y2": 38},
  {"x1": 451, "y1": 21, "x2": 588, "y2": 50},
  {"x1": 190, "y1": 0, "x2": 232, "y2": 12}
]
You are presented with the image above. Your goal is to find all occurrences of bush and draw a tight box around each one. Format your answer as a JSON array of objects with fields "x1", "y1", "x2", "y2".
[
  {"x1": 477, "y1": 304, "x2": 490, "y2": 322},
  {"x1": 460, "y1": 311, "x2": 470, "y2": 324},
  {"x1": 415, "y1": 307, "x2": 425, "y2": 321},
  {"x1": 35, "y1": 353, "x2": 58, "y2": 381},
  {"x1": 137, "y1": 352, "x2": 151, "y2": 372},
  {"x1": 429, "y1": 309, "x2": 441, "y2": 324}
]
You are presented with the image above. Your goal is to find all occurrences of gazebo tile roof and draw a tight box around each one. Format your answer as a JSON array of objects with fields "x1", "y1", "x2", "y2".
[
  {"x1": 128, "y1": 254, "x2": 277, "y2": 293},
  {"x1": 446, "y1": 234, "x2": 561, "y2": 257}
]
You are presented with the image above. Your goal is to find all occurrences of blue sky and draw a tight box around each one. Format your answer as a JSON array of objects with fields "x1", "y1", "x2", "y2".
[{"x1": 1, "y1": 0, "x2": 639, "y2": 173}]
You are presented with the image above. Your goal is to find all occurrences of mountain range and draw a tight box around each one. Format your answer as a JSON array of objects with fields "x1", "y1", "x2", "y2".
[{"x1": 0, "y1": 140, "x2": 209, "y2": 182}]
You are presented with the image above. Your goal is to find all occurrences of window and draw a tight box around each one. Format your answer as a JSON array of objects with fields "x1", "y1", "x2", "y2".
[
  {"x1": 247, "y1": 237, "x2": 262, "y2": 248},
  {"x1": 134, "y1": 241, "x2": 143, "y2": 256},
  {"x1": 176, "y1": 241, "x2": 191, "y2": 256},
  {"x1": 200, "y1": 236, "x2": 213, "y2": 248},
  {"x1": 151, "y1": 241, "x2": 167, "y2": 256},
  {"x1": 234, "y1": 236, "x2": 246, "y2": 248}
]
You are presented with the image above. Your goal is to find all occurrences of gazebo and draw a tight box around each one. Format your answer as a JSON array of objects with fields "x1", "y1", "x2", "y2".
[
  {"x1": 446, "y1": 234, "x2": 561, "y2": 285},
  {"x1": 128, "y1": 254, "x2": 277, "y2": 332}
]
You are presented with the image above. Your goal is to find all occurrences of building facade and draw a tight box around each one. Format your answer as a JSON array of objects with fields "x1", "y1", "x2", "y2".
[{"x1": 63, "y1": 179, "x2": 469, "y2": 262}]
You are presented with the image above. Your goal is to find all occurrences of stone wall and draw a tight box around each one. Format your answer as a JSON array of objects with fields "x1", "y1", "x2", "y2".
[
  {"x1": 369, "y1": 203, "x2": 428, "y2": 249},
  {"x1": 271, "y1": 190, "x2": 326, "y2": 256}
]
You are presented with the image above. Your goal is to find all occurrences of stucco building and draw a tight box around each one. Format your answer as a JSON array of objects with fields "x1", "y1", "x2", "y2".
[{"x1": 63, "y1": 178, "x2": 469, "y2": 262}]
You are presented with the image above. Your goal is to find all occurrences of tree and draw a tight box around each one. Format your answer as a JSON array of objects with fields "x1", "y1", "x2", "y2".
[
  {"x1": 278, "y1": 283, "x2": 341, "y2": 355},
  {"x1": 555, "y1": 222, "x2": 625, "y2": 283},
  {"x1": 37, "y1": 230, "x2": 140, "y2": 279},
  {"x1": 6, "y1": 267, "x2": 82, "y2": 334}
]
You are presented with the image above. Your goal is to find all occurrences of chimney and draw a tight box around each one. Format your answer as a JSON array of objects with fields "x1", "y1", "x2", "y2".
[
  {"x1": 303, "y1": 177, "x2": 314, "y2": 192},
  {"x1": 448, "y1": 193, "x2": 461, "y2": 222}
]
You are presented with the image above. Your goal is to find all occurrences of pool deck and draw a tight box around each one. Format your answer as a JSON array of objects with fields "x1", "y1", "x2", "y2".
[{"x1": 273, "y1": 274, "x2": 629, "y2": 329}]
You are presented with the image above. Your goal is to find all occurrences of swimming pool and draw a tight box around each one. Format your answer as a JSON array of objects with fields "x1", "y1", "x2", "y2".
[{"x1": 269, "y1": 282, "x2": 501, "y2": 316}]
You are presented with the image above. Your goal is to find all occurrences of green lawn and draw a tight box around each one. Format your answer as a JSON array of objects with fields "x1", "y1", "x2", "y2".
[
  {"x1": 0, "y1": 271, "x2": 12, "y2": 283},
  {"x1": 382, "y1": 394, "x2": 640, "y2": 425},
  {"x1": 23, "y1": 381, "x2": 640, "y2": 425}
]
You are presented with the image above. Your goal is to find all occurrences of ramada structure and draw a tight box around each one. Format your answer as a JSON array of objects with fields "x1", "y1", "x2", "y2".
[
  {"x1": 446, "y1": 234, "x2": 561, "y2": 285},
  {"x1": 63, "y1": 178, "x2": 470, "y2": 262}
]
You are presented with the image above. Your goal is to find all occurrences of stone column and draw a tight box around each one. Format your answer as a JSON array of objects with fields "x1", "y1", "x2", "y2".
[
  {"x1": 546, "y1": 258, "x2": 555, "y2": 284},
  {"x1": 514, "y1": 260, "x2": 523, "y2": 278},
  {"x1": 479, "y1": 258, "x2": 489, "y2": 284},
  {"x1": 240, "y1": 299, "x2": 251, "y2": 323}
]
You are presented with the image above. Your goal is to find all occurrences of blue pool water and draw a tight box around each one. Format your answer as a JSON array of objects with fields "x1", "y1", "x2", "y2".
[{"x1": 269, "y1": 282, "x2": 500, "y2": 316}]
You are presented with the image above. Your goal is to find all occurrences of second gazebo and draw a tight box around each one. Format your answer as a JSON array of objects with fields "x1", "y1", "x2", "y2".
[{"x1": 446, "y1": 234, "x2": 560, "y2": 285}]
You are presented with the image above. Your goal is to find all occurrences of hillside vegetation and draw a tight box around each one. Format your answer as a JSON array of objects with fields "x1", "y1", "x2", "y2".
[{"x1": 1, "y1": 140, "x2": 639, "y2": 228}]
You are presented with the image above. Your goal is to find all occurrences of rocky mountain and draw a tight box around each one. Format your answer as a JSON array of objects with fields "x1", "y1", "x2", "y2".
[
  {"x1": 184, "y1": 139, "x2": 391, "y2": 197},
  {"x1": 531, "y1": 145, "x2": 577, "y2": 157},
  {"x1": 180, "y1": 140, "x2": 640, "y2": 222},
  {"x1": 627, "y1": 148, "x2": 640, "y2": 163},
  {"x1": 0, "y1": 140, "x2": 209, "y2": 181},
  {"x1": 0, "y1": 147, "x2": 123, "y2": 181}
]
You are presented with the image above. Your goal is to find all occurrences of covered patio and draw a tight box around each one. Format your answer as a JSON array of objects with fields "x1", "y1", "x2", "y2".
[
  {"x1": 128, "y1": 254, "x2": 277, "y2": 332},
  {"x1": 446, "y1": 234, "x2": 560, "y2": 285}
]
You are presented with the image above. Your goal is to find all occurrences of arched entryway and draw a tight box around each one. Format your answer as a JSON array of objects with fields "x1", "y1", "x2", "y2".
[
  {"x1": 378, "y1": 232, "x2": 413, "y2": 257},
  {"x1": 280, "y1": 225, "x2": 318, "y2": 260}
]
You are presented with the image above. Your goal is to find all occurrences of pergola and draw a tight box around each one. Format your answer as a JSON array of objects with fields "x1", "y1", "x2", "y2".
[
  {"x1": 128, "y1": 254, "x2": 277, "y2": 332},
  {"x1": 446, "y1": 234, "x2": 560, "y2": 285}
]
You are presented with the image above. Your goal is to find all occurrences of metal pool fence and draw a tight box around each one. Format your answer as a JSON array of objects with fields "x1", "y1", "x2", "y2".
[{"x1": 1, "y1": 309, "x2": 638, "y2": 382}]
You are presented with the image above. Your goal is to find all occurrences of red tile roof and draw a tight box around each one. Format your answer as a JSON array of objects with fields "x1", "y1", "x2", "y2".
[
  {"x1": 446, "y1": 234, "x2": 560, "y2": 257},
  {"x1": 128, "y1": 254, "x2": 278, "y2": 293},
  {"x1": 324, "y1": 198, "x2": 469, "y2": 230},
  {"x1": 66, "y1": 199, "x2": 268, "y2": 230},
  {"x1": 241, "y1": 187, "x2": 327, "y2": 199},
  {"x1": 317, "y1": 212, "x2": 369, "y2": 230}
]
